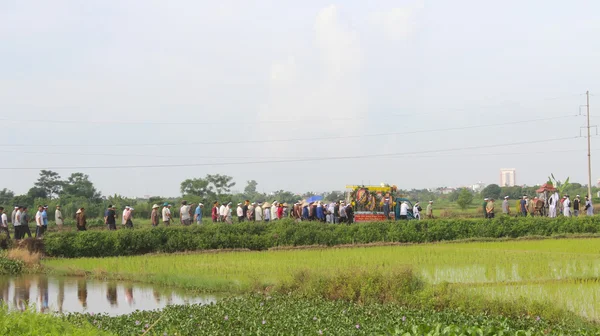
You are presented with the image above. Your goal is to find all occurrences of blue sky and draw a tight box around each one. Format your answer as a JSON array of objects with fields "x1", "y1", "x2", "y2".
[{"x1": 1, "y1": 0, "x2": 599, "y2": 196}]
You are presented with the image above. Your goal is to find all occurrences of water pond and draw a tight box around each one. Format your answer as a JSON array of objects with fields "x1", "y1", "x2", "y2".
[{"x1": 0, "y1": 275, "x2": 220, "y2": 316}]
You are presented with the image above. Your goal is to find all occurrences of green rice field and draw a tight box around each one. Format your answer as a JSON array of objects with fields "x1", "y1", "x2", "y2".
[{"x1": 43, "y1": 237, "x2": 600, "y2": 321}]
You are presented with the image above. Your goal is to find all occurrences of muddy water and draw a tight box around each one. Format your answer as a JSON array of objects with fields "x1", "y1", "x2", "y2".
[{"x1": 0, "y1": 275, "x2": 220, "y2": 316}]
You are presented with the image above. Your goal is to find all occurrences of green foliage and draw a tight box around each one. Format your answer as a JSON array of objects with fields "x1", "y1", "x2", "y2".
[
  {"x1": 0, "y1": 255, "x2": 23, "y2": 275},
  {"x1": 481, "y1": 184, "x2": 501, "y2": 199},
  {"x1": 61, "y1": 294, "x2": 599, "y2": 335},
  {"x1": 42, "y1": 216, "x2": 600, "y2": 258},
  {"x1": 456, "y1": 188, "x2": 473, "y2": 210},
  {"x1": 34, "y1": 170, "x2": 63, "y2": 198},
  {"x1": 0, "y1": 306, "x2": 112, "y2": 336}
]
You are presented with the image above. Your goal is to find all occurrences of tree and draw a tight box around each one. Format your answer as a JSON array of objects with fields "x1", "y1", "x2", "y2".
[
  {"x1": 456, "y1": 188, "x2": 474, "y2": 210},
  {"x1": 61, "y1": 173, "x2": 102, "y2": 201},
  {"x1": 34, "y1": 170, "x2": 63, "y2": 198},
  {"x1": 244, "y1": 180, "x2": 258, "y2": 195},
  {"x1": 180, "y1": 178, "x2": 214, "y2": 198},
  {"x1": 324, "y1": 191, "x2": 345, "y2": 202},
  {"x1": 0, "y1": 188, "x2": 15, "y2": 205},
  {"x1": 481, "y1": 184, "x2": 501, "y2": 200},
  {"x1": 27, "y1": 187, "x2": 48, "y2": 199},
  {"x1": 206, "y1": 174, "x2": 235, "y2": 196}
]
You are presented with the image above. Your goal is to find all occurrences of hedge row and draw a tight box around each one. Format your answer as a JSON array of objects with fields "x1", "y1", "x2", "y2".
[{"x1": 43, "y1": 216, "x2": 600, "y2": 258}]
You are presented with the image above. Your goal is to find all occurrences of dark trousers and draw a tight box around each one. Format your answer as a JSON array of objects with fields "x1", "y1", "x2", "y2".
[
  {"x1": 35, "y1": 226, "x2": 46, "y2": 238},
  {"x1": 77, "y1": 226, "x2": 87, "y2": 231},
  {"x1": 22, "y1": 226, "x2": 32, "y2": 238},
  {"x1": 487, "y1": 212, "x2": 495, "y2": 219},
  {"x1": 125, "y1": 219, "x2": 133, "y2": 228},
  {"x1": 107, "y1": 223, "x2": 117, "y2": 230},
  {"x1": 238, "y1": 216, "x2": 244, "y2": 222}
]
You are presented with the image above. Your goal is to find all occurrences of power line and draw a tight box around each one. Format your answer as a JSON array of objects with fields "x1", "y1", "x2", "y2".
[
  {"x1": 0, "y1": 93, "x2": 583, "y2": 126},
  {"x1": 0, "y1": 136, "x2": 579, "y2": 170},
  {"x1": 2, "y1": 115, "x2": 575, "y2": 148}
]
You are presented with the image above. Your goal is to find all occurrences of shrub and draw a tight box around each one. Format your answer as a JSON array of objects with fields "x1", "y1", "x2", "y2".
[
  {"x1": 0, "y1": 256, "x2": 24, "y2": 275},
  {"x1": 41, "y1": 216, "x2": 600, "y2": 258}
]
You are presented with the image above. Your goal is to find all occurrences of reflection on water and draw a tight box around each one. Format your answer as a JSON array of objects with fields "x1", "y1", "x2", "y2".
[{"x1": 0, "y1": 275, "x2": 219, "y2": 316}]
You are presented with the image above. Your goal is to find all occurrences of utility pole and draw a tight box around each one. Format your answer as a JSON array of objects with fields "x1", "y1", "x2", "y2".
[{"x1": 586, "y1": 91, "x2": 592, "y2": 201}]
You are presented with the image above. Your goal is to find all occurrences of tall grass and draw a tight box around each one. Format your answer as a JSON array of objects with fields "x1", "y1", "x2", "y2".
[{"x1": 0, "y1": 306, "x2": 114, "y2": 335}]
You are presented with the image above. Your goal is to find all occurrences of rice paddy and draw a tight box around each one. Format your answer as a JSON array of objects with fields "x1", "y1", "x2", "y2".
[{"x1": 43, "y1": 237, "x2": 600, "y2": 320}]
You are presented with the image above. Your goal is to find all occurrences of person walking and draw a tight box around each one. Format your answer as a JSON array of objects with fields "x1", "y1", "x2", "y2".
[
  {"x1": 180, "y1": 201, "x2": 192, "y2": 226},
  {"x1": 271, "y1": 201, "x2": 278, "y2": 221},
  {"x1": 247, "y1": 202, "x2": 255, "y2": 222},
  {"x1": 520, "y1": 196, "x2": 528, "y2": 217},
  {"x1": 194, "y1": 203, "x2": 204, "y2": 224},
  {"x1": 225, "y1": 203, "x2": 233, "y2": 224},
  {"x1": 255, "y1": 203, "x2": 263, "y2": 222},
  {"x1": 426, "y1": 201, "x2": 434, "y2": 219},
  {"x1": 106, "y1": 205, "x2": 117, "y2": 230},
  {"x1": 383, "y1": 197, "x2": 391, "y2": 219},
  {"x1": 13, "y1": 206, "x2": 22, "y2": 239},
  {"x1": 11, "y1": 206, "x2": 17, "y2": 227},
  {"x1": 211, "y1": 202, "x2": 219, "y2": 223},
  {"x1": 219, "y1": 202, "x2": 227, "y2": 222},
  {"x1": 242, "y1": 200, "x2": 249, "y2": 222},
  {"x1": 339, "y1": 202, "x2": 347, "y2": 223},
  {"x1": 263, "y1": 204, "x2": 271, "y2": 222},
  {"x1": 399, "y1": 201, "x2": 409, "y2": 220},
  {"x1": 124, "y1": 207, "x2": 134, "y2": 228},
  {"x1": 277, "y1": 203, "x2": 284, "y2": 220},
  {"x1": 20, "y1": 207, "x2": 32, "y2": 238},
  {"x1": 236, "y1": 203, "x2": 244, "y2": 222},
  {"x1": 0, "y1": 207, "x2": 9, "y2": 239},
  {"x1": 316, "y1": 202, "x2": 324, "y2": 222},
  {"x1": 162, "y1": 203, "x2": 172, "y2": 226},
  {"x1": 585, "y1": 196, "x2": 594, "y2": 216},
  {"x1": 413, "y1": 202, "x2": 421, "y2": 220},
  {"x1": 150, "y1": 204, "x2": 160, "y2": 227},
  {"x1": 76, "y1": 208, "x2": 87, "y2": 231},
  {"x1": 346, "y1": 203, "x2": 354, "y2": 224},
  {"x1": 35, "y1": 205, "x2": 44, "y2": 238},
  {"x1": 502, "y1": 196, "x2": 510, "y2": 215},
  {"x1": 563, "y1": 195, "x2": 572, "y2": 217},
  {"x1": 486, "y1": 199, "x2": 495, "y2": 219},
  {"x1": 41, "y1": 206, "x2": 48, "y2": 237},
  {"x1": 55, "y1": 205, "x2": 64, "y2": 231},
  {"x1": 548, "y1": 192, "x2": 559, "y2": 218},
  {"x1": 482, "y1": 198, "x2": 489, "y2": 218},
  {"x1": 301, "y1": 203, "x2": 309, "y2": 221},
  {"x1": 528, "y1": 197, "x2": 537, "y2": 216},
  {"x1": 573, "y1": 195, "x2": 581, "y2": 217}
]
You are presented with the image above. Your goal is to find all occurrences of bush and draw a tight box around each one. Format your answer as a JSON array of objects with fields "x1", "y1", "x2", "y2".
[
  {"x1": 0, "y1": 256, "x2": 24, "y2": 275},
  {"x1": 42, "y1": 216, "x2": 600, "y2": 258}
]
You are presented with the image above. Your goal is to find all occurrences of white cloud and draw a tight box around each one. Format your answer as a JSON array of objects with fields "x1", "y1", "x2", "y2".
[
  {"x1": 369, "y1": 1, "x2": 423, "y2": 41},
  {"x1": 260, "y1": 4, "x2": 365, "y2": 147}
]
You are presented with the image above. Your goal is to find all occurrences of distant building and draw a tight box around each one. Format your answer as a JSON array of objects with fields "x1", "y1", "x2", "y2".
[
  {"x1": 472, "y1": 181, "x2": 486, "y2": 192},
  {"x1": 500, "y1": 169, "x2": 516, "y2": 187},
  {"x1": 438, "y1": 187, "x2": 456, "y2": 195}
]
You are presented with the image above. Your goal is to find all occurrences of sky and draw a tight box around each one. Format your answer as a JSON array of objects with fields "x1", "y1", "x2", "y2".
[{"x1": 1, "y1": 0, "x2": 600, "y2": 197}]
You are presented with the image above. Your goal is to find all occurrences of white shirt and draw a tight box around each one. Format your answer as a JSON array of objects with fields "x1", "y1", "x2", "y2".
[
  {"x1": 413, "y1": 205, "x2": 420, "y2": 216},
  {"x1": 400, "y1": 203, "x2": 409, "y2": 215},
  {"x1": 162, "y1": 207, "x2": 171, "y2": 221},
  {"x1": 55, "y1": 210, "x2": 63, "y2": 225},
  {"x1": 236, "y1": 206, "x2": 243, "y2": 217},
  {"x1": 122, "y1": 209, "x2": 128, "y2": 224},
  {"x1": 255, "y1": 206, "x2": 263, "y2": 220},
  {"x1": 180, "y1": 205, "x2": 191, "y2": 220},
  {"x1": 219, "y1": 205, "x2": 227, "y2": 217},
  {"x1": 14, "y1": 210, "x2": 21, "y2": 227},
  {"x1": 1, "y1": 213, "x2": 7, "y2": 227},
  {"x1": 35, "y1": 211, "x2": 43, "y2": 226},
  {"x1": 226, "y1": 207, "x2": 232, "y2": 219},
  {"x1": 271, "y1": 205, "x2": 277, "y2": 220},
  {"x1": 264, "y1": 208, "x2": 271, "y2": 220}
]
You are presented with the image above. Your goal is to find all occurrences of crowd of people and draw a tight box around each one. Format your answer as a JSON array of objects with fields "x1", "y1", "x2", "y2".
[
  {"x1": 203, "y1": 200, "x2": 357, "y2": 224},
  {"x1": 484, "y1": 194, "x2": 593, "y2": 218}
]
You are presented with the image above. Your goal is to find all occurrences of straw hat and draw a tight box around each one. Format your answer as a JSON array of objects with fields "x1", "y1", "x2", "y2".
[
  {"x1": 282, "y1": 203, "x2": 289, "y2": 207},
  {"x1": 152, "y1": 204, "x2": 160, "y2": 209},
  {"x1": 263, "y1": 202, "x2": 272, "y2": 208}
]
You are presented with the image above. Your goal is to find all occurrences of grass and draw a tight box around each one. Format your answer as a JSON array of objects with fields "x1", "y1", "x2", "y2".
[
  {"x1": 42, "y1": 237, "x2": 600, "y2": 321},
  {"x1": 0, "y1": 306, "x2": 113, "y2": 336}
]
